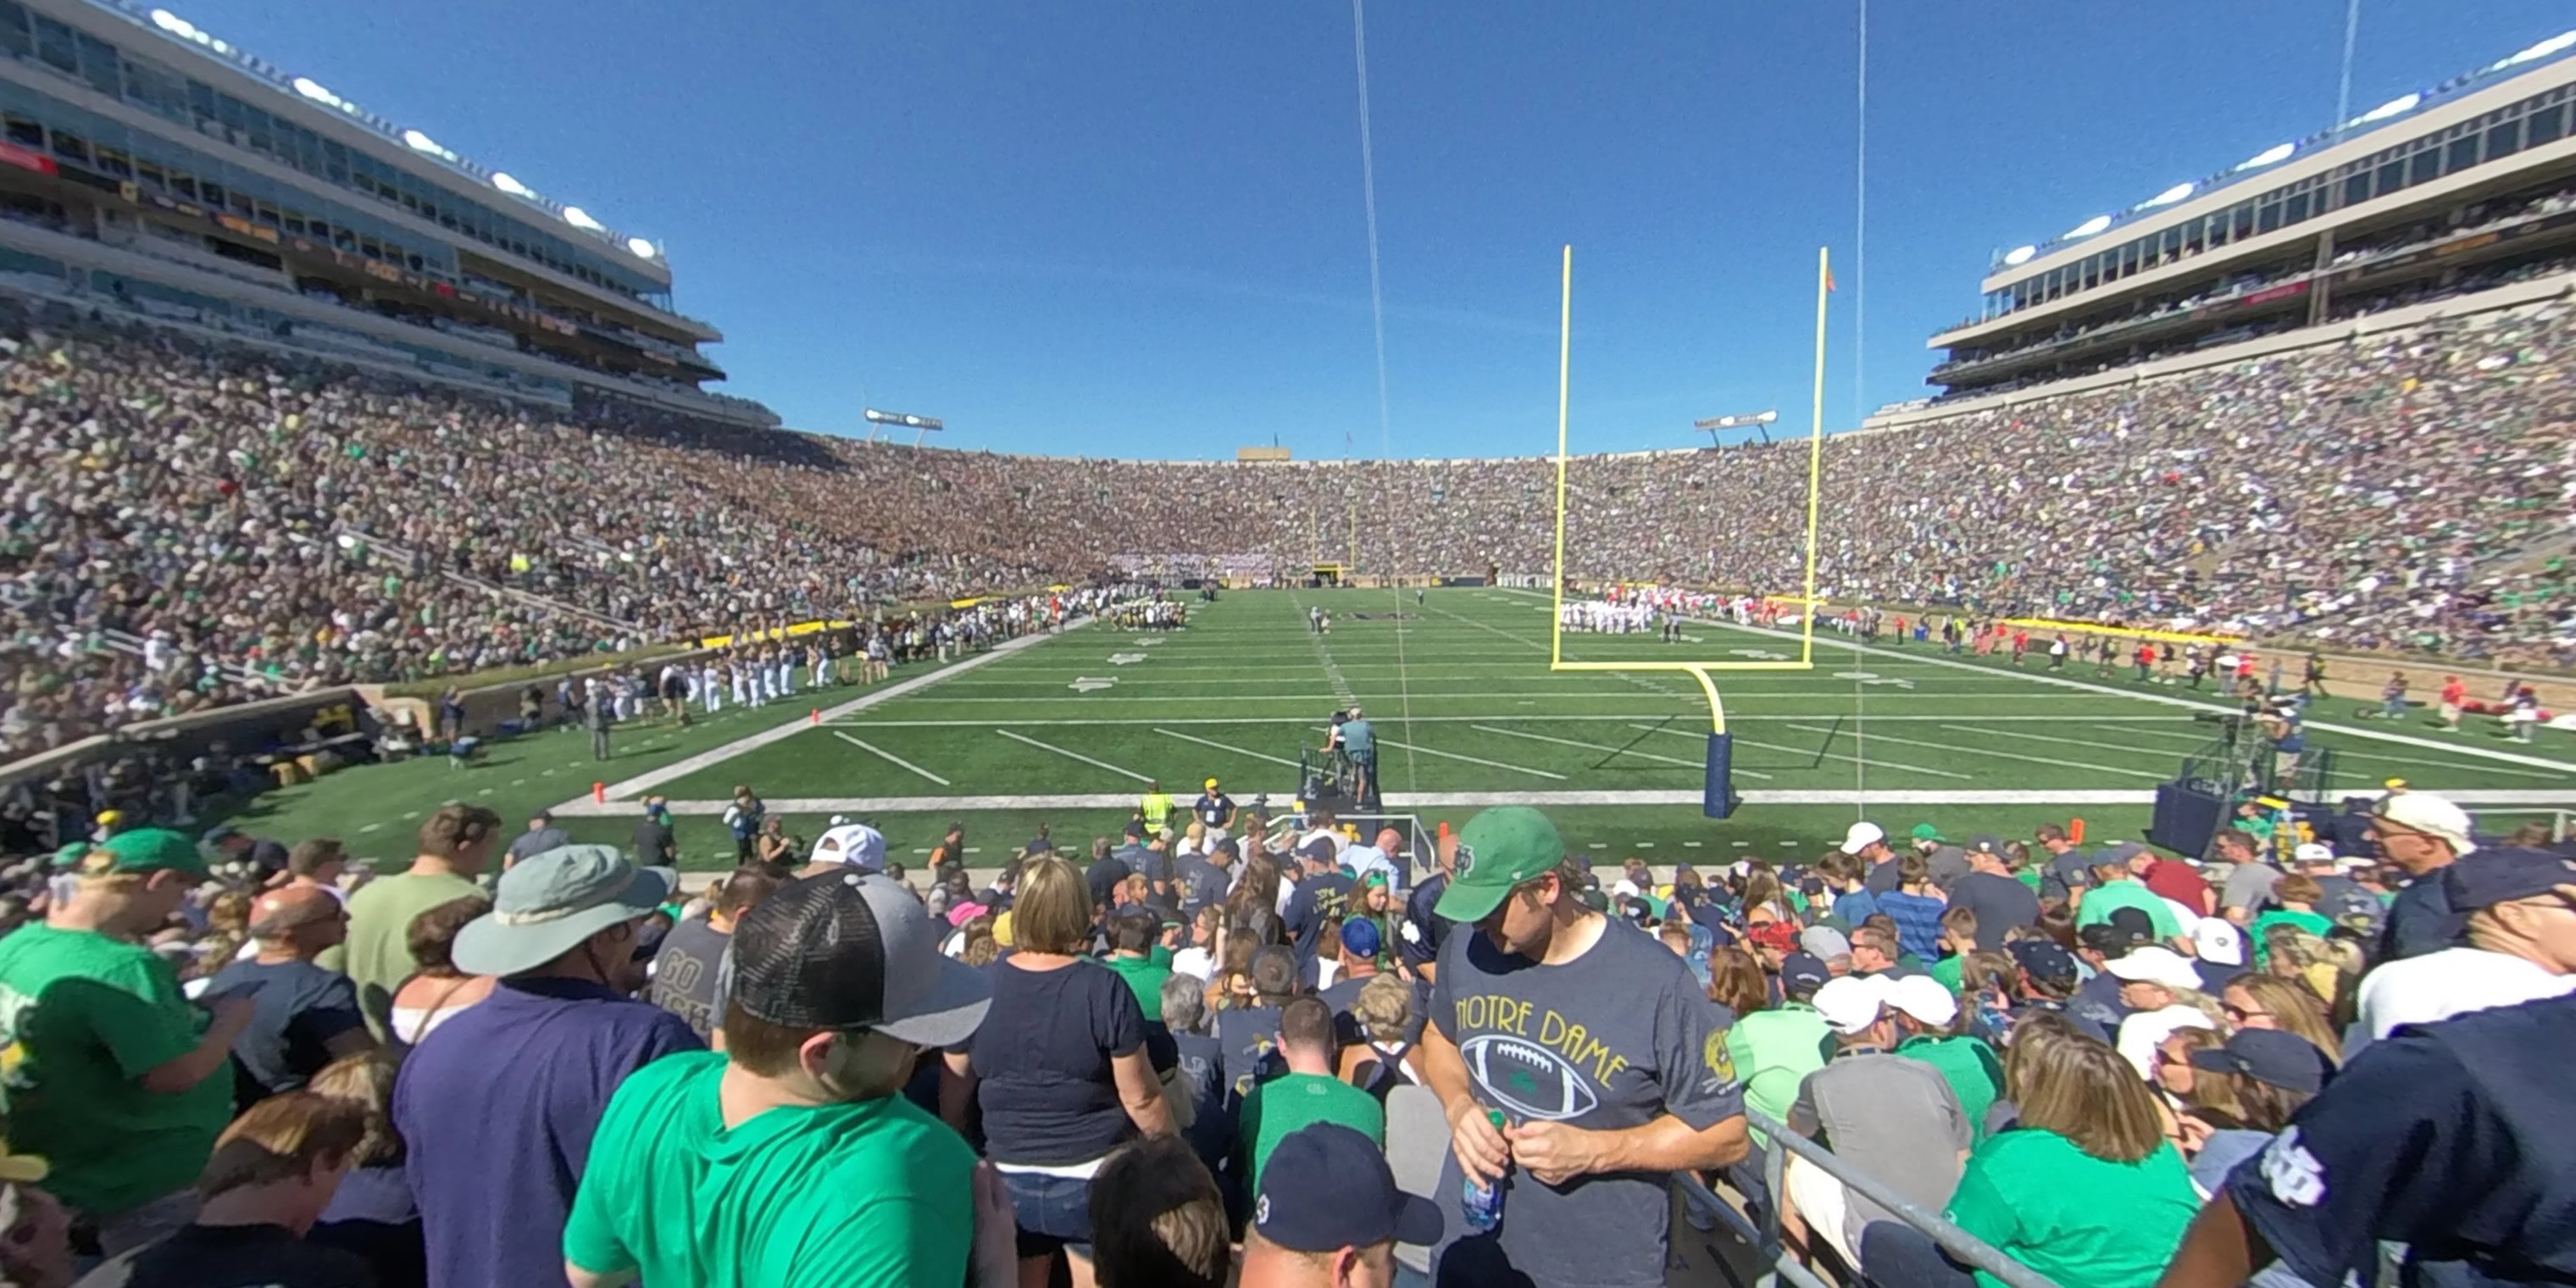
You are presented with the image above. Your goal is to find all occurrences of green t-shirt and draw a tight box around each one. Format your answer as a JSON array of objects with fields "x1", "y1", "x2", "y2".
[
  {"x1": 1896, "y1": 1033, "x2": 2004, "y2": 1142},
  {"x1": 1929, "y1": 955, "x2": 1967, "y2": 993},
  {"x1": 1726, "y1": 1004, "x2": 1830, "y2": 1148},
  {"x1": 2012, "y1": 869, "x2": 2043, "y2": 895},
  {"x1": 2249, "y1": 908, "x2": 2332, "y2": 968},
  {"x1": 1240, "y1": 1072, "x2": 1385, "y2": 1193},
  {"x1": 1945, "y1": 1130, "x2": 2199, "y2": 1288},
  {"x1": 1104, "y1": 954, "x2": 1172, "y2": 1023},
  {"x1": 564, "y1": 1050, "x2": 977, "y2": 1288},
  {"x1": 341, "y1": 871, "x2": 481, "y2": 1039},
  {"x1": 2074, "y1": 880, "x2": 2181, "y2": 941},
  {"x1": 0, "y1": 923, "x2": 230, "y2": 1213}
]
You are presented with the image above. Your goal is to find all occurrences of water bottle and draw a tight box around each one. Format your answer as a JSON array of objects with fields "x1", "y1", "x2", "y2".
[{"x1": 1461, "y1": 1108, "x2": 1509, "y2": 1232}]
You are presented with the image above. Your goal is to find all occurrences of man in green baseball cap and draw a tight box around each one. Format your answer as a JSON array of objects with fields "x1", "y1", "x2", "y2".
[
  {"x1": 0, "y1": 827, "x2": 245, "y2": 1255},
  {"x1": 1420, "y1": 807, "x2": 1749, "y2": 1287}
]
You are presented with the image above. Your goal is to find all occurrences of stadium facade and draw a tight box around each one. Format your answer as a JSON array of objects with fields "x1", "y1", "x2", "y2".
[
  {"x1": 1920, "y1": 30, "x2": 2576, "y2": 406},
  {"x1": 0, "y1": 0, "x2": 771, "y2": 425}
]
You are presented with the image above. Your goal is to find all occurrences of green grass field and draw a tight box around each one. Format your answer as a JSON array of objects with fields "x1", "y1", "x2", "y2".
[{"x1": 216, "y1": 588, "x2": 2575, "y2": 873}]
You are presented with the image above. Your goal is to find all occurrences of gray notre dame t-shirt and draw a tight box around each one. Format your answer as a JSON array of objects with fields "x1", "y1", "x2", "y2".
[
  {"x1": 646, "y1": 918, "x2": 730, "y2": 1040},
  {"x1": 2221, "y1": 861, "x2": 2284, "y2": 915},
  {"x1": 1430, "y1": 919, "x2": 1745, "y2": 1288}
]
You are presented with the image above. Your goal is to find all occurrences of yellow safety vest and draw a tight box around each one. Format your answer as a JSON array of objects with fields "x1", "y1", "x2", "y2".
[{"x1": 1140, "y1": 791, "x2": 1174, "y2": 829}]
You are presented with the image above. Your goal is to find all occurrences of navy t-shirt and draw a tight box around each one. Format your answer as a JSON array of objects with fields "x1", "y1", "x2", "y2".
[
  {"x1": 1171, "y1": 1030, "x2": 1232, "y2": 1174},
  {"x1": 204, "y1": 958, "x2": 364, "y2": 1110},
  {"x1": 2227, "y1": 993, "x2": 2576, "y2": 1286},
  {"x1": 1085, "y1": 855, "x2": 1134, "y2": 911},
  {"x1": 1175, "y1": 857, "x2": 1228, "y2": 919},
  {"x1": 1401, "y1": 874, "x2": 1452, "y2": 968},
  {"x1": 964, "y1": 958, "x2": 1148, "y2": 1165},
  {"x1": 392, "y1": 978, "x2": 701, "y2": 1288},
  {"x1": 1947, "y1": 872, "x2": 2040, "y2": 950},
  {"x1": 1214, "y1": 1004, "x2": 1286, "y2": 1101},
  {"x1": 2380, "y1": 872, "x2": 2468, "y2": 962},
  {"x1": 1133, "y1": 846, "x2": 1178, "y2": 908}
]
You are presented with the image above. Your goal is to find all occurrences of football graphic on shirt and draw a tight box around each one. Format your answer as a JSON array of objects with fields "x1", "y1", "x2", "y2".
[{"x1": 1458, "y1": 1032, "x2": 1600, "y2": 1121}]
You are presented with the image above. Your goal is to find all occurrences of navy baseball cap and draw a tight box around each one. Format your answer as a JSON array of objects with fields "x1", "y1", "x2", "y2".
[
  {"x1": 2009, "y1": 939, "x2": 2079, "y2": 986},
  {"x1": 2440, "y1": 848, "x2": 2576, "y2": 911},
  {"x1": 1779, "y1": 952, "x2": 1830, "y2": 994},
  {"x1": 2189, "y1": 1028, "x2": 2334, "y2": 1095},
  {"x1": 1253, "y1": 1124, "x2": 1441, "y2": 1253},
  {"x1": 1338, "y1": 917, "x2": 1382, "y2": 959}
]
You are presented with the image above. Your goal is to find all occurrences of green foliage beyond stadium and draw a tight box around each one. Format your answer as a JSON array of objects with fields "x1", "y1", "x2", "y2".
[{"x1": 216, "y1": 591, "x2": 2573, "y2": 874}]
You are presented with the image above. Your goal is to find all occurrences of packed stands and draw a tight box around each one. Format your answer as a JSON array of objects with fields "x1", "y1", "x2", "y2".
[{"x1": 2, "y1": 284, "x2": 2569, "y2": 758}]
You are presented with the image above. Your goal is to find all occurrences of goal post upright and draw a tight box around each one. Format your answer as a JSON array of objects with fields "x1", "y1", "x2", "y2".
[{"x1": 1546, "y1": 244, "x2": 1835, "y2": 818}]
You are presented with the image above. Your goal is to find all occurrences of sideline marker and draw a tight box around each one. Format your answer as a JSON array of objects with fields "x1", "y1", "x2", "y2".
[{"x1": 592, "y1": 781, "x2": 605, "y2": 804}]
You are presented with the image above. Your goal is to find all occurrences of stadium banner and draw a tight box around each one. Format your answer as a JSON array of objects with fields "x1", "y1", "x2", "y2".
[
  {"x1": 694, "y1": 619, "x2": 858, "y2": 649},
  {"x1": 1438, "y1": 576, "x2": 1490, "y2": 586},
  {"x1": 0, "y1": 142, "x2": 57, "y2": 176},
  {"x1": 1996, "y1": 616, "x2": 2243, "y2": 645}
]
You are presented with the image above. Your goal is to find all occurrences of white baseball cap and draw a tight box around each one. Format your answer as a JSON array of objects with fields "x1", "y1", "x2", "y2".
[
  {"x1": 2374, "y1": 792, "x2": 2476, "y2": 855},
  {"x1": 2104, "y1": 946, "x2": 2202, "y2": 991},
  {"x1": 1813, "y1": 974, "x2": 1893, "y2": 1035},
  {"x1": 2292, "y1": 842, "x2": 2335, "y2": 866},
  {"x1": 1885, "y1": 974, "x2": 1959, "y2": 1028},
  {"x1": 1841, "y1": 822, "x2": 1886, "y2": 854},
  {"x1": 2191, "y1": 919, "x2": 2246, "y2": 967}
]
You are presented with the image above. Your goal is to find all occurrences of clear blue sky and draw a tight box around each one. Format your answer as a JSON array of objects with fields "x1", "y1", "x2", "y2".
[{"x1": 180, "y1": 0, "x2": 2570, "y2": 458}]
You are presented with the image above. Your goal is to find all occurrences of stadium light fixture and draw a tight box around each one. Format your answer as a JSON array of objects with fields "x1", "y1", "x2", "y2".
[
  {"x1": 2001, "y1": 244, "x2": 2037, "y2": 266},
  {"x1": 491, "y1": 172, "x2": 534, "y2": 198},
  {"x1": 2143, "y1": 181, "x2": 2194, "y2": 208},
  {"x1": 562, "y1": 206, "x2": 605, "y2": 232},
  {"x1": 2065, "y1": 214, "x2": 2112, "y2": 239},
  {"x1": 625, "y1": 236, "x2": 657, "y2": 259},
  {"x1": 863, "y1": 408, "x2": 947, "y2": 447},
  {"x1": 2356, "y1": 92, "x2": 2421, "y2": 125},
  {"x1": 1694, "y1": 409, "x2": 1779, "y2": 445},
  {"x1": 2501, "y1": 31, "x2": 2576, "y2": 69},
  {"x1": 2235, "y1": 142, "x2": 2296, "y2": 171}
]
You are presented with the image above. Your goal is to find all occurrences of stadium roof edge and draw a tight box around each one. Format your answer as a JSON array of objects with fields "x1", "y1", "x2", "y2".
[{"x1": 1989, "y1": 27, "x2": 2576, "y2": 275}]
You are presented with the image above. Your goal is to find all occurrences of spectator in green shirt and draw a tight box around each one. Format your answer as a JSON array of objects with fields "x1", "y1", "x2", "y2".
[
  {"x1": 0, "y1": 828, "x2": 250, "y2": 1255},
  {"x1": 1102, "y1": 909, "x2": 1173, "y2": 1023},
  {"x1": 1239, "y1": 997, "x2": 1384, "y2": 1194},
  {"x1": 337, "y1": 803, "x2": 502, "y2": 1040},
  {"x1": 1725, "y1": 951, "x2": 1833, "y2": 1150},
  {"x1": 1885, "y1": 976, "x2": 2005, "y2": 1142},
  {"x1": 564, "y1": 871, "x2": 1013, "y2": 1288},
  {"x1": 1929, "y1": 908, "x2": 1979, "y2": 993},
  {"x1": 1860, "y1": 1029, "x2": 2198, "y2": 1288},
  {"x1": 2247, "y1": 875, "x2": 2333, "y2": 969},
  {"x1": 2074, "y1": 860, "x2": 2184, "y2": 943}
]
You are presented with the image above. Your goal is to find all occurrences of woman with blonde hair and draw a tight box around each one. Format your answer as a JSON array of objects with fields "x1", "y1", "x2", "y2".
[
  {"x1": 1863, "y1": 1031, "x2": 2200, "y2": 1288},
  {"x1": 2171, "y1": 1028, "x2": 2333, "y2": 1198},
  {"x1": 944, "y1": 854, "x2": 1174, "y2": 1288},
  {"x1": 1335, "y1": 974, "x2": 1424, "y2": 1094},
  {"x1": 2221, "y1": 973, "x2": 2343, "y2": 1063},
  {"x1": 2262, "y1": 927, "x2": 2363, "y2": 1029},
  {"x1": 308, "y1": 1050, "x2": 425, "y2": 1287}
]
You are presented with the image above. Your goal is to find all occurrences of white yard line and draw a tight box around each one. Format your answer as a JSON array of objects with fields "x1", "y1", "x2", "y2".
[
  {"x1": 1373, "y1": 737, "x2": 1567, "y2": 780},
  {"x1": 1152, "y1": 728, "x2": 1305, "y2": 769},
  {"x1": 1628, "y1": 723, "x2": 1974, "y2": 781},
  {"x1": 830, "y1": 713, "x2": 2215, "y2": 728},
  {"x1": 997, "y1": 729, "x2": 1156, "y2": 783},
  {"x1": 1784, "y1": 722, "x2": 2167, "y2": 780},
  {"x1": 1936, "y1": 724, "x2": 2186, "y2": 763},
  {"x1": 2045, "y1": 718, "x2": 2573, "y2": 779},
  {"x1": 1468, "y1": 724, "x2": 1774, "y2": 780},
  {"x1": 556, "y1": 619, "x2": 1091, "y2": 808},
  {"x1": 830, "y1": 731, "x2": 953, "y2": 786},
  {"x1": 1489, "y1": 587, "x2": 2576, "y2": 776}
]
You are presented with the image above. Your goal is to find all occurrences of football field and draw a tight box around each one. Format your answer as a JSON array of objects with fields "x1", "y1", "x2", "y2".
[{"x1": 522, "y1": 588, "x2": 2574, "y2": 869}]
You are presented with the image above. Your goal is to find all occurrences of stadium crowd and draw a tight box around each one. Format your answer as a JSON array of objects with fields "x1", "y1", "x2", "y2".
[
  {"x1": 0, "y1": 780, "x2": 2564, "y2": 1287},
  {"x1": 3, "y1": 286, "x2": 2570, "y2": 759}
]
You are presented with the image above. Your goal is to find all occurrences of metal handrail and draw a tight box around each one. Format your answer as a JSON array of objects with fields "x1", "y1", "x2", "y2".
[{"x1": 1675, "y1": 1109, "x2": 2062, "y2": 1288}]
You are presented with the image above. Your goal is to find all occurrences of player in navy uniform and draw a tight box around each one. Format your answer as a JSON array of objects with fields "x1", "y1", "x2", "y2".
[{"x1": 2160, "y1": 992, "x2": 2576, "y2": 1288}]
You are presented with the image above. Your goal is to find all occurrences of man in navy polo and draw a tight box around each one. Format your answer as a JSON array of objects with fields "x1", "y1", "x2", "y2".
[{"x1": 394, "y1": 847, "x2": 699, "y2": 1288}]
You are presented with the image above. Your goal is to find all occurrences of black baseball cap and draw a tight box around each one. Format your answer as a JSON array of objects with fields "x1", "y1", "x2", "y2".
[
  {"x1": 2440, "y1": 848, "x2": 2576, "y2": 911},
  {"x1": 728, "y1": 871, "x2": 991, "y2": 1046},
  {"x1": 1779, "y1": 952, "x2": 1830, "y2": 994},
  {"x1": 1253, "y1": 1124, "x2": 1441, "y2": 1253},
  {"x1": 2188, "y1": 1028, "x2": 2334, "y2": 1095}
]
